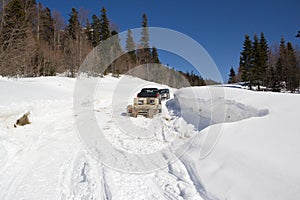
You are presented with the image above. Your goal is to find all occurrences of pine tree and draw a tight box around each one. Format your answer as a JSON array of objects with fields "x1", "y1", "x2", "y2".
[
  {"x1": 267, "y1": 66, "x2": 280, "y2": 92},
  {"x1": 39, "y1": 6, "x2": 54, "y2": 45},
  {"x1": 66, "y1": 8, "x2": 81, "y2": 77},
  {"x1": 252, "y1": 34, "x2": 261, "y2": 87},
  {"x1": 239, "y1": 35, "x2": 253, "y2": 88},
  {"x1": 85, "y1": 18, "x2": 93, "y2": 44},
  {"x1": 151, "y1": 46, "x2": 160, "y2": 63},
  {"x1": 1, "y1": 0, "x2": 27, "y2": 47},
  {"x1": 259, "y1": 32, "x2": 269, "y2": 85},
  {"x1": 91, "y1": 14, "x2": 101, "y2": 46},
  {"x1": 276, "y1": 38, "x2": 286, "y2": 88},
  {"x1": 67, "y1": 8, "x2": 80, "y2": 40},
  {"x1": 228, "y1": 67, "x2": 237, "y2": 83},
  {"x1": 139, "y1": 13, "x2": 150, "y2": 64},
  {"x1": 140, "y1": 13, "x2": 149, "y2": 48},
  {"x1": 100, "y1": 7, "x2": 110, "y2": 41},
  {"x1": 110, "y1": 30, "x2": 122, "y2": 75},
  {"x1": 286, "y1": 42, "x2": 299, "y2": 92},
  {"x1": 125, "y1": 29, "x2": 136, "y2": 64}
]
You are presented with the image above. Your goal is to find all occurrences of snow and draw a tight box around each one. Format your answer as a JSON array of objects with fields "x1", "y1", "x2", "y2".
[
  {"x1": 174, "y1": 87, "x2": 300, "y2": 200},
  {"x1": 0, "y1": 75, "x2": 299, "y2": 200}
]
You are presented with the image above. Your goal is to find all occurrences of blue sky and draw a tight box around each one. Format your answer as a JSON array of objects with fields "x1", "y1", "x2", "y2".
[{"x1": 38, "y1": 0, "x2": 300, "y2": 82}]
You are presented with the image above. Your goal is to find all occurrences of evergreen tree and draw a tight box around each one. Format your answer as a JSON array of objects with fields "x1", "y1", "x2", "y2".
[
  {"x1": 100, "y1": 7, "x2": 110, "y2": 41},
  {"x1": 66, "y1": 8, "x2": 81, "y2": 77},
  {"x1": 39, "y1": 6, "x2": 54, "y2": 45},
  {"x1": 228, "y1": 67, "x2": 237, "y2": 83},
  {"x1": 151, "y1": 46, "x2": 160, "y2": 63},
  {"x1": 286, "y1": 42, "x2": 299, "y2": 92},
  {"x1": 275, "y1": 38, "x2": 286, "y2": 87},
  {"x1": 252, "y1": 33, "x2": 268, "y2": 90},
  {"x1": 139, "y1": 13, "x2": 151, "y2": 64},
  {"x1": 109, "y1": 30, "x2": 122, "y2": 75},
  {"x1": 1, "y1": 0, "x2": 27, "y2": 47},
  {"x1": 91, "y1": 14, "x2": 101, "y2": 46},
  {"x1": 259, "y1": 32, "x2": 269, "y2": 85},
  {"x1": 140, "y1": 13, "x2": 149, "y2": 48},
  {"x1": 85, "y1": 18, "x2": 93, "y2": 44},
  {"x1": 239, "y1": 35, "x2": 253, "y2": 88},
  {"x1": 267, "y1": 66, "x2": 280, "y2": 92},
  {"x1": 125, "y1": 29, "x2": 136, "y2": 64},
  {"x1": 252, "y1": 34, "x2": 261, "y2": 86},
  {"x1": 67, "y1": 8, "x2": 80, "y2": 40}
]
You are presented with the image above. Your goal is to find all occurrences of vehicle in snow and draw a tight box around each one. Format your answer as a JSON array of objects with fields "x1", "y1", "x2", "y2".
[
  {"x1": 127, "y1": 88, "x2": 162, "y2": 118},
  {"x1": 158, "y1": 89, "x2": 170, "y2": 100},
  {"x1": 137, "y1": 88, "x2": 161, "y2": 98}
]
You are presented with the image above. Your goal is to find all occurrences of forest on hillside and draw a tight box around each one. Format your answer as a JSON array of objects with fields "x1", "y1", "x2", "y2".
[{"x1": 0, "y1": 0, "x2": 207, "y2": 88}]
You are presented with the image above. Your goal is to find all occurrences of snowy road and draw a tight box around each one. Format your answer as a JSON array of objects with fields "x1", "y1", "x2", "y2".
[{"x1": 0, "y1": 76, "x2": 206, "y2": 200}]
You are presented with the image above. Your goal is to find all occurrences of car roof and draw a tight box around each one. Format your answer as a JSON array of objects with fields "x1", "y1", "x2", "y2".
[
  {"x1": 159, "y1": 89, "x2": 169, "y2": 91},
  {"x1": 141, "y1": 88, "x2": 158, "y2": 91}
]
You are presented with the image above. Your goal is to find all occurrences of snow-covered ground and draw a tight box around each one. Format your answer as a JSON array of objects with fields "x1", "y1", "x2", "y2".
[{"x1": 0, "y1": 75, "x2": 299, "y2": 200}]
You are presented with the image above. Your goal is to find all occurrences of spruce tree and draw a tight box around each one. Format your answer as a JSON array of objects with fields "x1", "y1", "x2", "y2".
[
  {"x1": 151, "y1": 46, "x2": 160, "y2": 63},
  {"x1": 259, "y1": 32, "x2": 269, "y2": 85},
  {"x1": 276, "y1": 38, "x2": 286, "y2": 87},
  {"x1": 1, "y1": 0, "x2": 27, "y2": 46},
  {"x1": 91, "y1": 14, "x2": 101, "y2": 46},
  {"x1": 267, "y1": 66, "x2": 280, "y2": 92},
  {"x1": 239, "y1": 35, "x2": 253, "y2": 88},
  {"x1": 110, "y1": 30, "x2": 122, "y2": 75},
  {"x1": 252, "y1": 34, "x2": 261, "y2": 87},
  {"x1": 85, "y1": 19, "x2": 92, "y2": 43},
  {"x1": 286, "y1": 42, "x2": 299, "y2": 92},
  {"x1": 139, "y1": 13, "x2": 150, "y2": 64},
  {"x1": 67, "y1": 8, "x2": 80, "y2": 40},
  {"x1": 125, "y1": 29, "x2": 136, "y2": 64},
  {"x1": 66, "y1": 8, "x2": 81, "y2": 77},
  {"x1": 228, "y1": 67, "x2": 237, "y2": 83},
  {"x1": 100, "y1": 7, "x2": 110, "y2": 41},
  {"x1": 39, "y1": 6, "x2": 54, "y2": 45},
  {"x1": 140, "y1": 13, "x2": 149, "y2": 48}
]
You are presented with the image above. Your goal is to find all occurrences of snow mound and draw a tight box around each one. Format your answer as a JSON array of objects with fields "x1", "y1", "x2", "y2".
[
  {"x1": 167, "y1": 86, "x2": 269, "y2": 131},
  {"x1": 175, "y1": 86, "x2": 300, "y2": 200}
]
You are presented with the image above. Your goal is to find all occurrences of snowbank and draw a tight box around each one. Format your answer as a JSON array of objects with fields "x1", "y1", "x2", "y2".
[
  {"x1": 173, "y1": 86, "x2": 300, "y2": 200},
  {"x1": 167, "y1": 86, "x2": 269, "y2": 131}
]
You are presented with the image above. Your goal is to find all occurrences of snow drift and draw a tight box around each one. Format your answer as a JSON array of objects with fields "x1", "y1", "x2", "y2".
[{"x1": 173, "y1": 86, "x2": 300, "y2": 200}]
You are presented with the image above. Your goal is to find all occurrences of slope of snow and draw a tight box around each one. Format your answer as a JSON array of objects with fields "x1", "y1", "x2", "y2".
[
  {"x1": 0, "y1": 76, "x2": 299, "y2": 200},
  {"x1": 172, "y1": 86, "x2": 300, "y2": 200}
]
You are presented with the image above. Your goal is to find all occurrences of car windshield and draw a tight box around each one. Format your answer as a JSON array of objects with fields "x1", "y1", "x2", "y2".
[{"x1": 141, "y1": 88, "x2": 158, "y2": 93}]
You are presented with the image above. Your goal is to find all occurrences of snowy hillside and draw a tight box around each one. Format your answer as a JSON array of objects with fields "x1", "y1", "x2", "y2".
[{"x1": 0, "y1": 75, "x2": 299, "y2": 200}]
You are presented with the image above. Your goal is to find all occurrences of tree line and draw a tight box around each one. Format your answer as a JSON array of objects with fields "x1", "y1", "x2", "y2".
[
  {"x1": 228, "y1": 33, "x2": 300, "y2": 92},
  {"x1": 0, "y1": 0, "x2": 206, "y2": 87}
]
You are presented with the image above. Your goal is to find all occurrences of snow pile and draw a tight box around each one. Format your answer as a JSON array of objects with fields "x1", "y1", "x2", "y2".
[
  {"x1": 167, "y1": 86, "x2": 269, "y2": 131},
  {"x1": 173, "y1": 86, "x2": 300, "y2": 200}
]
